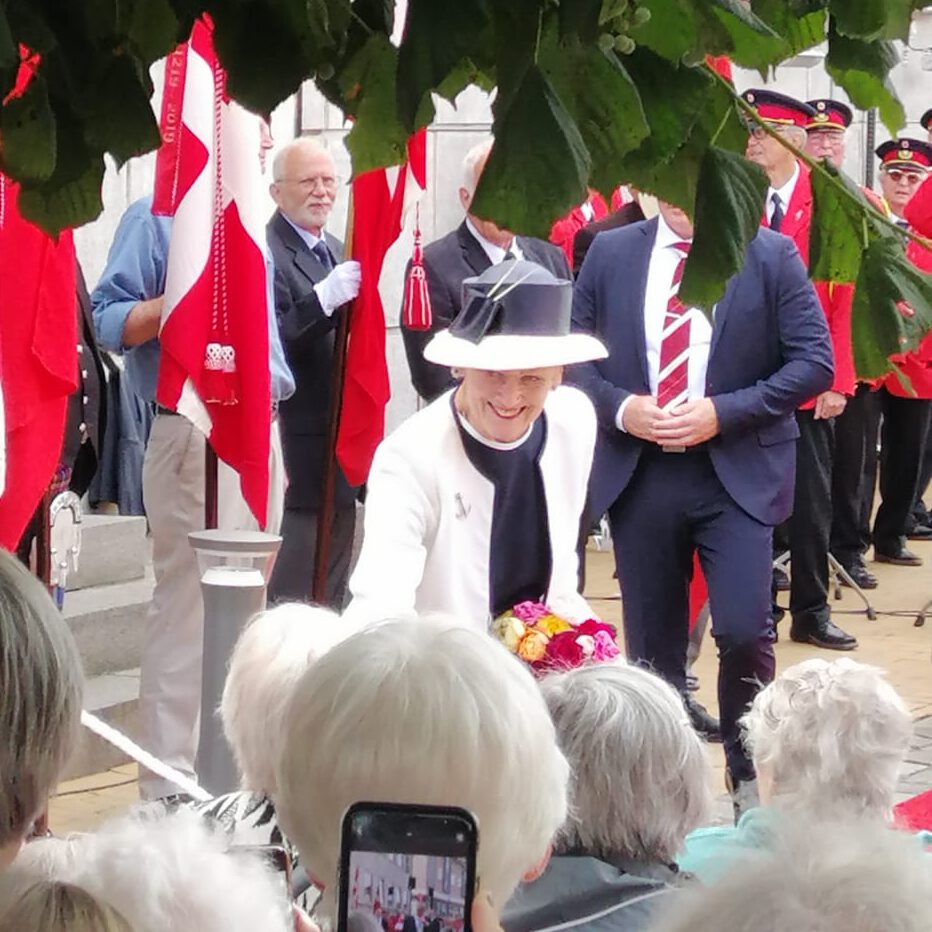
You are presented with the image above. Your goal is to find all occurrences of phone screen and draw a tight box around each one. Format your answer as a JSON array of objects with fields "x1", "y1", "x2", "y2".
[{"x1": 338, "y1": 804, "x2": 478, "y2": 932}]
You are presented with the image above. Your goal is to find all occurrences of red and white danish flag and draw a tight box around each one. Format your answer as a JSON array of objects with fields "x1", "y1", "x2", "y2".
[
  {"x1": 337, "y1": 129, "x2": 427, "y2": 487},
  {"x1": 152, "y1": 16, "x2": 272, "y2": 527}
]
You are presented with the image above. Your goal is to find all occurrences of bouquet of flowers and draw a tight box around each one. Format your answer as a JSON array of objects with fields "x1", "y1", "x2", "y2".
[{"x1": 492, "y1": 601, "x2": 620, "y2": 674}]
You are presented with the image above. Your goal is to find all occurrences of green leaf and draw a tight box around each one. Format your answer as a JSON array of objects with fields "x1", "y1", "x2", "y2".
[
  {"x1": 395, "y1": 0, "x2": 493, "y2": 130},
  {"x1": 15, "y1": 97, "x2": 104, "y2": 234},
  {"x1": 825, "y1": 20, "x2": 904, "y2": 136},
  {"x1": 0, "y1": 4, "x2": 17, "y2": 72},
  {"x1": 679, "y1": 146, "x2": 769, "y2": 309},
  {"x1": 749, "y1": 0, "x2": 826, "y2": 58},
  {"x1": 539, "y1": 32, "x2": 648, "y2": 198},
  {"x1": 339, "y1": 33, "x2": 409, "y2": 175},
  {"x1": 126, "y1": 0, "x2": 183, "y2": 62},
  {"x1": 707, "y1": 0, "x2": 789, "y2": 70},
  {"x1": 629, "y1": 0, "x2": 699, "y2": 63},
  {"x1": 78, "y1": 55, "x2": 161, "y2": 167},
  {"x1": 852, "y1": 237, "x2": 932, "y2": 379},
  {"x1": 471, "y1": 64, "x2": 590, "y2": 238},
  {"x1": 808, "y1": 161, "x2": 889, "y2": 283},
  {"x1": 828, "y1": 0, "x2": 919, "y2": 42},
  {"x1": 0, "y1": 74, "x2": 57, "y2": 183},
  {"x1": 209, "y1": 0, "x2": 310, "y2": 114},
  {"x1": 558, "y1": 0, "x2": 602, "y2": 42}
]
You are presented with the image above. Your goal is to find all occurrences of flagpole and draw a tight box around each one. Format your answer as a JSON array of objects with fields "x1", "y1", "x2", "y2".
[
  {"x1": 312, "y1": 197, "x2": 354, "y2": 604},
  {"x1": 205, "y1": 445, "x2": 218, "y2": 529}
]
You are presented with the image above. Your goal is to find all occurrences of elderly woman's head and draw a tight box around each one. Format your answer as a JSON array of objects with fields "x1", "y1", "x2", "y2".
[
  {"x1": 0, "y1": 881, "x2": 133, "y2": 932},
  {"x1": 743, "y1": 658, "x2": 912, "y2": 816},
  {"x1": 221, "y1": 602, "x2": 346, "y2": 794},
  {"x1": 0, "y1": 550, "x2": 83, "y2": 869},
  {"x1": 540, "y1": 662, "x2": 711, "y2": 864},
  {"x1": 274, "y1": 615, "x2": 569, "y2": 914},
  {"x1": 453, "y1": 367, "x2": 564, "y2": 444}
]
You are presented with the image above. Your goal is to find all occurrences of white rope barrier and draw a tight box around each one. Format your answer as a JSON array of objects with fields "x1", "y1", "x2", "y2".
[{"x1": 80, "y1": 710, "x2": 212, "y2": 802}]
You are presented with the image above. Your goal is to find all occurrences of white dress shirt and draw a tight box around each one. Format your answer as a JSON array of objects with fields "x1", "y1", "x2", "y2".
[
  {"x1": 766, "y1": 161, "x2": 800, "y2": 226},
  {"x1": 465, "y1": 217, "x2": 524, "y2": 263},
  {"x1": 616, "y1": 214, "x2": 713, "y2": 430}
]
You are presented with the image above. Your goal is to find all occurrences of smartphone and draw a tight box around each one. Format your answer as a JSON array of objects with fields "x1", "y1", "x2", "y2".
[{"x1": 337, "y1": 803, "x2": 479, "y2": 932}]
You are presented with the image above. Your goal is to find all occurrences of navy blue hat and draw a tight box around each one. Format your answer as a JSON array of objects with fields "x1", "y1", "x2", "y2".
[
  {"x1": 876, "y1": 138, "x2": 932, "y2": 170},
  {"x1": 806, "y1": 99, "x2": 852, "y2": 130},
  {"x1": 742, "y1": 89, "x2": 816, "y2": 127}
]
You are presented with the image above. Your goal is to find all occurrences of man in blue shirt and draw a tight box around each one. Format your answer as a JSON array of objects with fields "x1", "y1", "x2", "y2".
[{"x1": 92, "y1": 195, "x2": 295, "y2": 800}]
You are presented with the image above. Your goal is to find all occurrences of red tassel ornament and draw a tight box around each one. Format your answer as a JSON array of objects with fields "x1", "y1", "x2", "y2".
[{"x1": 402, "y1": 205, "x2": 432, "y2": 331}]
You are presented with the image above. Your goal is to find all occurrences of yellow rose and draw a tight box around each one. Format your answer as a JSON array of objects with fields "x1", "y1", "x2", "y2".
[
  {"x1": 518, "y1": 630, "x2": 549, "y2": 662},
  {"x1": 535, "y1": 614, "x2": 572, "y2": 637},
  {"x1": 492, "y1": 614, "x2": 527, "y2": 651}
]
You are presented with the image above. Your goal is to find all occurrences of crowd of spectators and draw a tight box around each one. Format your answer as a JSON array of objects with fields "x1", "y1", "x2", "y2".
[{"x1": 1, "y1": 546, "x2": 931, "y2": 931}]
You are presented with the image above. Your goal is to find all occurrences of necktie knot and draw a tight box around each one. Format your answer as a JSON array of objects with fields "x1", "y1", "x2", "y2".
[
  {"x1": 671, "y1": 240, "x2": 691, "y2": 255},
  {"x1": 312, "y1": 239, "x2": 333, "y2": 272}
]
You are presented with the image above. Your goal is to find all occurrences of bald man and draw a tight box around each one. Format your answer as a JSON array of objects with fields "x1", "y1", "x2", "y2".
[{"x1": 266, "y1": 137, "x2": 361, "y2": 607}]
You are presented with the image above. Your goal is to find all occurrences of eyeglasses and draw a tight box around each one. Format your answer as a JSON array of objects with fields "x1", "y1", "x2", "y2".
[
  {"x1": 275, "y1": 175, "x2": 339, "y2": 191},
  {"x1": 882, "y1": 169, "x2": 926, "y2": 185}
]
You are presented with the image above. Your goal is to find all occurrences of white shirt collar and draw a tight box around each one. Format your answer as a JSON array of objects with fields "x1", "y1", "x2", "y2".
[
  {"x1": 281, "y1": 213, "x2": 324, "y2": 252},
  {"x1": 465, "y1": 217, "x2": 524, "y2": 264},
  {"x1": 768, "y1": 161, "x2": 800, "y2": 215},
  {"x1": 653, "y1": 212, "x2": 693, "y2": 252}
]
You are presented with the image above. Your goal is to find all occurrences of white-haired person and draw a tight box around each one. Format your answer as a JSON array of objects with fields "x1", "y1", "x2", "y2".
[
  {"x1": 0, "y1": 880, "x2": 133, "y2": 932},
  {"x1": 274, "y1": 615, "x2": 570, "y2": 924},
  {"x1": 0, "y1": 549, "x2": 83, "y2": 871},
  {"x1": 679, "y1": 658, "x2": 924, "y2": 881},
  {"x1": 502, "y1": 663, "x2": 711, "y2": 932},
  {"x1": 654, "y1": 817, "x2": 932, "y2": 932},
  {"x1": 344, "y1": 260, "x2": 607, "y2": 630},
  {"x1": 192, "y1": 602, "x2": 350, "y2": 910}
]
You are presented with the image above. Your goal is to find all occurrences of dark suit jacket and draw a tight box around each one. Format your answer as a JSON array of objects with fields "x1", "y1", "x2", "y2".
[
  {"x1": 571, "y1": 202, "x2": 646, "y2": 274},
  {"x1": 401, "y1": 221, "x2": 572, "y2": 401},
  {"x1": 570, "y1": 219, "x2": 834, "y2": 525},
  {"x1": 266, "y1": 209, "x2": 357, "y2": 510}
]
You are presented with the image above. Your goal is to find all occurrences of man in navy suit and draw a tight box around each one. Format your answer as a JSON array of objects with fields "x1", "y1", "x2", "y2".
[{"x1": 569, "y1": 200, "x2": 833, "y2": 809}]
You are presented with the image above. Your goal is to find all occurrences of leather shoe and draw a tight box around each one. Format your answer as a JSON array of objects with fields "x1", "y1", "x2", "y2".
[
  {"x1": 725, "y1": 769, "x2": 759, "y2": 824},
  {"x1": 875, "y1": 545, "x2": 923, "y2": 567},
  {"x1": 683, "y1": 695, "x2": 722, "y2": 742},
  {"x1": 790, "y1": 619, "x2": 858, "y2": 651},
  {"x1": 907, "y1": 524, "x2": 932, "y2": 541},
  {"x1": 837, "y1": 561, "x2": 878, "y2": 590},
  {"x1": 772, "y1": 565, "x2": 790, "y2": 591}
]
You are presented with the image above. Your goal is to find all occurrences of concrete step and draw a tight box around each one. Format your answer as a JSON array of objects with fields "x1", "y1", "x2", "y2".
[
  {"x1": 68, "y1": 514, "x2": 149, "y2": 591},
  {"x1": 63, "y1": 570, "x2": 153, "y2": 677},
  {"x1": 66, "y1": 669, "x2": 141, "y2": 781}
]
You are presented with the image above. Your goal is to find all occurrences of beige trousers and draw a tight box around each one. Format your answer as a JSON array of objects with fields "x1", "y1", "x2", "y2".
[{"x1": 138, "y1": 413, "x2": 284, "y2": 799}]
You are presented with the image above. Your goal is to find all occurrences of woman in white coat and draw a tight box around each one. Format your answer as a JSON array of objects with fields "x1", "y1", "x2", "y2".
[{"x1": 344, "y1": 259, "x2": 607, "y2": 630}]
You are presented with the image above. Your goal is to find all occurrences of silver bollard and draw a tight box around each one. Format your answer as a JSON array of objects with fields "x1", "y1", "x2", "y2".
[{"x1": 188, "y1": 529, "x2": 282, "y2": 796}]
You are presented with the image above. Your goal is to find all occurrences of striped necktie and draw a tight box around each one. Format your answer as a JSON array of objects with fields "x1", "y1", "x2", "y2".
[
  {"x1": 769, "y1": 192, "x2": 785, "y2": 232},
  {"x1": 657, "y1": 241, "x2": 693, "y2": 412},
  {"x1": 312, "y1": 239, "x2": 334, "y2": 273}
]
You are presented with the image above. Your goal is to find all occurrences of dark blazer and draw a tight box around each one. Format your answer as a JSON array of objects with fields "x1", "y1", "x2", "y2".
[
  {"x1": 572, "y1": 202, "x2": 646, "y2": 274},
  {"x1": 266, "y1": 210, "x2": 357, "y2": 510},
  {"x1": 401, "y1": 221, "x2": 572, "y2": 401},
  {"x1": 570, "y1": 219, "x2": 834, "y2": 525}
]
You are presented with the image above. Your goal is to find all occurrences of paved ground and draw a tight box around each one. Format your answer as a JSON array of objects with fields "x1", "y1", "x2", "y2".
[{"x1": 48, "y1": 536, "x2": 932, "y2": 833}]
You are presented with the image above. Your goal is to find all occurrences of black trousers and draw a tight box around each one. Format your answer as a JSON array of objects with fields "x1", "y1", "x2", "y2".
[
  {"x1": 831, "y1": 384, "x2": 880, "y2": 566},
  {"x1": 608, "y1": 447, "x2": 775, "y2": 784},
  {"x1": 789, "y1": 410, "x2": 834, "y2": 630},
  {"x1": 267, "y1": 504, "x2": 356, "y2": 609},
  {"x1": 867, "y1": 389, "x2": 932, "y2": 554},
  {"x1": 910, "y1": 426, "x2": 932, "y2": 529}
]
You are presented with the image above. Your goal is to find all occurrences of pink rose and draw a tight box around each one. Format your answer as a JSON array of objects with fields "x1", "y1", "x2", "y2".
[
  {"x1": 593, "y1": 630, "x2": 620, "y2": 662},
  {"x1": 512, "y1": 601, "x2": 552, "y2": 625},
  {"x1": 577, "y1": 619, "x2": 617, "y2": 640}
]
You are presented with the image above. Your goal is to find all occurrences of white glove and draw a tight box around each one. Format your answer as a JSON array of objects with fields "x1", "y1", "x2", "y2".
[{"x1": 314, "y1": 260, "x2": 362, "y2": 315}]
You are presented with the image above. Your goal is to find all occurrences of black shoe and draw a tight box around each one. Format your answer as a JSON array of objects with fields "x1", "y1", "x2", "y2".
[
  {"x1": 837, "y1": 561, "x2": 878, "y2": 590},
  {"x1": 725, "y1": 769, "x2": 760, "y2": 824},
  {"x1": 907, "y1": 524, "x2": 932, "y2": 541},
  {"x1": 875, "y1": 545, "x2": 923, "y2": 567},
  {"x1": 772, "y1": 565, "x2": 790, "y2": 591},
  {"x1": 683, "y1": 695, "x2": 722, "y2": 742},
  {"x1": 789, "y1": 619, "x2": 858, "y2": 651}
]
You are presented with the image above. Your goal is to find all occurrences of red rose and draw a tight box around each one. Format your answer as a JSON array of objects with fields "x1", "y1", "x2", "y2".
[
  {"x1": 577, "y1": 619, "x2": 617, "y2": 639},
  {"x1": 542, "y1": 630, "x2": 586, "y2": 670}
]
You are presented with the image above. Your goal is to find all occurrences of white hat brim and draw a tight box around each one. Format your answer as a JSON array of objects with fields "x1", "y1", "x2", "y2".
[{"x1": 423, "y1": 332, "x2": 608, "y2": 371}]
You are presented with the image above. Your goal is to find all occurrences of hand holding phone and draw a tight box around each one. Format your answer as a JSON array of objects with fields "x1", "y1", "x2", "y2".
[{"x1": 337, "y1": 803, "x2": 479, "y2": 932}]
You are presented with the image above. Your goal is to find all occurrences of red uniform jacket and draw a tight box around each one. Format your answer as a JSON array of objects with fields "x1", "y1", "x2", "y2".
[
  {"x1": 881, "y1": 182, "x2": 932, "y2": 398},
  {"x1": 762, "y1": 163, "x2": 856, "y2": 405},
  {"x1": 549, "y1": 193, "x2": 609, "y2": 266}
]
